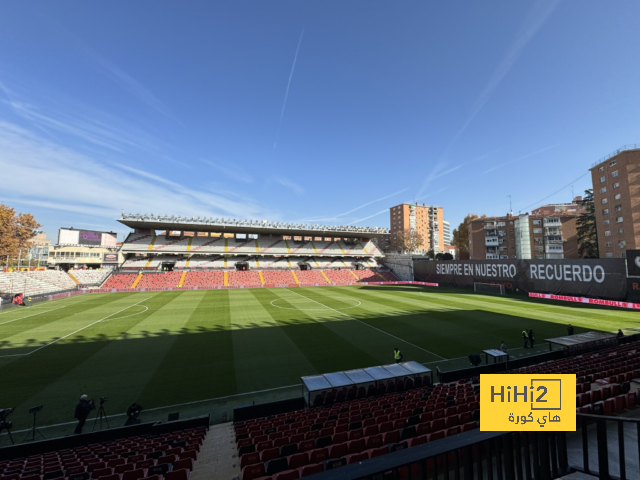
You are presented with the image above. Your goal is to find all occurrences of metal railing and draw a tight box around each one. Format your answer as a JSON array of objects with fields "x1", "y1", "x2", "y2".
[
  {"x1": 592, "y1": 144, "x2": 640, "y2": 168},
  {"x1": 573, "y1": 413, "x2": 640, "y2": 480},
  {"x1": 307, "y1": 429, "x2": 569, "y2": 480}
]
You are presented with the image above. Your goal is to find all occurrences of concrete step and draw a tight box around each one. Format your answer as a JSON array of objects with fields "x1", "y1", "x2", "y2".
[{"x1": 190, "y1": 423, "x2": 239, "y2": 480}]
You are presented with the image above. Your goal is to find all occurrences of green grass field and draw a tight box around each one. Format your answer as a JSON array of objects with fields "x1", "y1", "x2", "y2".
[{"x1": 0, "y1": 284, "x2": 636, "y2": 442}]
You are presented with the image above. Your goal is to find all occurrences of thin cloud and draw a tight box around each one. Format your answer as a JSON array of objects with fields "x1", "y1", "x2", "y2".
[
  {"x1": 273, "y1": 28, "x2": 305, "y2": 149},
  {"x1": 0, "y1": 78, "x2": 186, "y2": 167},
  {"x1": 202, "y1": 160, "x2": 254, "y2": 184},
  {"x1": 270, "y1": 176, "x2": 304, "y2": 195},
  {"x1": 0, "y1": 122, "x2": 276, "y2": 221},
  {"x1": 417, "y1": 0, "x2": 559, "y2": 197},
  {"x1": 483, "y1": 145, "x2": 556, "y2": 174},
  {"x1": 304, "y1": 188, "x2": 408, "y2": 222},
  {"x1": 349, "y1": 208, "x2": 389, "y2": 225},
  {"x1": 36, "y1": 15, "x2": 175, "y2": 120}
]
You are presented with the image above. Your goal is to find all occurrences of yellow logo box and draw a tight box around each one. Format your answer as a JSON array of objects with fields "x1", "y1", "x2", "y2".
[{"x1": 480, "y1": 374, "x2": 576, "y2": 431}]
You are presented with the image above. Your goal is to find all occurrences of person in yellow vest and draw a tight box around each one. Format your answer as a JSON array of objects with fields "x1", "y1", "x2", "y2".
[
  {"x1": 394, "y1": 348, "x2": 403, "y2": 363},
  {"x1": 522, "y1": 329, "x2": 529, "y2": 348}
]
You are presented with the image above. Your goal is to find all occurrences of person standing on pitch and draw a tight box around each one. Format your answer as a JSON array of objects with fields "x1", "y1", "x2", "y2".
[
  {"x1": 500, "y1": 341, "x2": 507, "y2": 353},
  {"x1": 522, "y1": 329, "x2": 529, "y2": 348},
  {"x1": 394, "y1": 348, "x2": 403, "y2": 363},
  {"x1": 568, "y1": 324, "x2": 574, "y2": 336},
  {"x1": 528, "y1": 329, "x2": 535, "y2": 348}
]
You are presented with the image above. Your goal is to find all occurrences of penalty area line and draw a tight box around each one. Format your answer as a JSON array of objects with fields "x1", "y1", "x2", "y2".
[
  {"x1": 0, "y1": 296, "x2": 155, "y2": 358},
  {"x1": 284, "y1": 288, "x2": 446, "y2": 361}
]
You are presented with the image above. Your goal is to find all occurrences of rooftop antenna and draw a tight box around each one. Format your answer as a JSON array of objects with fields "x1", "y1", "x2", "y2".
[
  {"x1": 571, "y1": 185, "x2": 575, "y2": 200},
  {"x1": 508, "y1": 195, "x2": 513, "y2": 215}
]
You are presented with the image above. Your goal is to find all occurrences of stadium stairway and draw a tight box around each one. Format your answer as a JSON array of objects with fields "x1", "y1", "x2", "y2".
[
  {"x1": 189, "y1": 424, "x2": 239, "y2": 480},
  {"x1": 67, "y1": 272, "x2": 81, "y2": 285}
]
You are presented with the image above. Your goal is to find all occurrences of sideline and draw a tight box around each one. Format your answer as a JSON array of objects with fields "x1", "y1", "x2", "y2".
[{"x1": 284, "y1": 288, "x2": 446, "y2": 360}]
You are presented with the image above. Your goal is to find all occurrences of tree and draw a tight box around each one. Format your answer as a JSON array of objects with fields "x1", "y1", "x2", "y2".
[
  {"x1": 452, "y1": 213, "x2": 486, "y2": 258},
  {"x1": 0, "y1": 204, "x2": 42, "y2": 261},
  {"x1": 394, "y1": 228, "x2": 425, "y2": 254},
  {"x1": 576, "y1": 189, "x2": 599, "y2": 258},
  {"x1": 442, "y1": 252, "x2": 454, "y2": 260},
  {"x1": 426, "y1": 249, "x2": 435, "y2": 259}
]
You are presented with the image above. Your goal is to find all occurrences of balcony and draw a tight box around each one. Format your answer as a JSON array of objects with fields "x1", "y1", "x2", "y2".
[
  {"x1": 544, "y1": 227, "x2": 561, "y2": 236},
  {"x1": 545, "y1": 235, "x2": 563, "y2": 244},
  {"x1": 485, "y1": 236, "x2": 499, "y2": 246},
  {"x1": 486, "y1": 254, "x2": 499, "y2": 259},
  {"x1": 485, "y1": 229, "x2": 498, "y2": 236},
  {"x1": 545, "y1": 244, "x2": 564, "y2": 253},
  {"x1": 484, "y1": 223, "x2": 497, "y2": 229},
  {"x1": 486, "y1": 247, "x2": 498, "y2": 253},
  {"x1": 543, "y1": 218, "x2": 561, "y2": 226}
]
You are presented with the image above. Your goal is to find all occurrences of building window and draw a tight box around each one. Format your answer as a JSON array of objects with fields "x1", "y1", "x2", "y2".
[
  {"x1": 606, "y1": 253, "x2": 613, "y2": 258},
  {"x1": 621, "y1": 253, "x2": 626, "y2": 258},
  {"x1": 533, "y1": 228, "x2": 542, "y2": 234},
  {"x1": 619, "y1": 241, "x2": 626, "y2": 248},
  {"x1": 613, "y1": 182, "x2": 620, "y2": 189},
  {"x1": 600, "y1": 187, "x2": 607, "y2": 194},
  {"x1": 615, "y1": 205, "x2": 622, "y2": 211},
  {"x1": 604, "y1": 220, "x2": 610, "y2": 225},
  {"x1": 600, "y1": 176, "x2": 606, "y2": 183},
  {"x1": 605, "y1": 242, "x2": 612, "y2": 247},
  {"x1": 599, "y1": 166, "x2": 604, "y2": 172},
  {"x1": 532, "y1": 220, "x2": 541, "y2": 226},
  {"x1": 616, "y1": 216, "x2": 623, "y2": 223},
  {"x1": 612, "y1": 170, "x2": 619, "y2": 177},
  {"x1": 619, "y1": 228, "x2": 624, "y2": 234},
  {"x1": 614, "y1": 194, "x2": 621, "y2": 200},
  {"x1": 610, "y1": 160, "x2": 617, "y2": 166},
  {"x1": 603, "y1": 208, "x2": 609, "y2": 215},
  {"x1": 601, "y1": 198, "x2": 608, "y2": 204},
  {"x1": 605, "y1": 231, "x2": 611, "y2": 236}
]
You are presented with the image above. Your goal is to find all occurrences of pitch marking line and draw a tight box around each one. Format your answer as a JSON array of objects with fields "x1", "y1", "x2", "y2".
[
  {"x1": 0, "y1": 296, "x2": 155, "y2": 358},
  {"x1": 270, "y1": 298, "x2": 361, "y2": 311},
  {"x1": 284, "y1": 288, "x2": 446, "y2": 360},
  {"x1": 0, "y1": 306, "x2": 67, "y2": 325}
]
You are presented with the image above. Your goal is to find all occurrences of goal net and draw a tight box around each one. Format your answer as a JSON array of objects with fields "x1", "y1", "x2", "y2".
[{"x1": 474, "y1": 282, "x2": 505, "y2": 295}]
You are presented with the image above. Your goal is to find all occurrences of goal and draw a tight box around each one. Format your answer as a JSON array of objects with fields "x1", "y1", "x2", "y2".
[{"x1": 474, "y1": 282, "x2": 505, "y2": 295}]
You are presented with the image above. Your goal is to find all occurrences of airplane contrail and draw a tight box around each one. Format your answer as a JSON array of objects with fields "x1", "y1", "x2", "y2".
[{"x1": 274, "y1": 28, "x2": 305, "y2": 149}]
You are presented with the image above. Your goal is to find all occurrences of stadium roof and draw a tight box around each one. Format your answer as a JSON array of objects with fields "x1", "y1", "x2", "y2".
[{"x1": 117, "y1": 213, "x2": 390, "y2": 238}]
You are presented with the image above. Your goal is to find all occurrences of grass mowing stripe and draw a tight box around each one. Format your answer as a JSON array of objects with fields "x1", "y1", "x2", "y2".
[
  {"x1": 333, "y1": 287, "x2": 564, "y2": 359},
  {"x1": 230, "y1": 289, "x2": 318, "y2": 392},
  {"x1": 14, "y1": 292, "x2": 193, "y2": 428},
  {"x1": 254, "y1": 288, "x2": 380, "y2": 374},
  {"x1": 138, "y1": 290, "x2": 238, "y2": 405},
  {"x1": 285, "y1": 287, "x2": 446, "y2": 360}
]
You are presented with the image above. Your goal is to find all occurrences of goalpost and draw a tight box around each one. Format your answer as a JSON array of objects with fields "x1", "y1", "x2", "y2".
[{"x1": 474, "y1": 282, "x2": 505, "y2": 295}]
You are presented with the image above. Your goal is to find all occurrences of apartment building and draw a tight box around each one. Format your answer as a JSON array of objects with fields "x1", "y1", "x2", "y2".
[
  {"x1": 389, "y1": 203, "x2": 445, "y2": 253},
  {"x1": 531, "y1": 198, "x2": 586, "y2": 216},
  {"x1": 443, "y1": 220, "x2": 451, "y2": 245},
  {"x1": 468, "y1": 212, "x2": 579, "y2": 260},
  {"x1": 589, "y1": 146, "x2": 640, "y2": 258}
]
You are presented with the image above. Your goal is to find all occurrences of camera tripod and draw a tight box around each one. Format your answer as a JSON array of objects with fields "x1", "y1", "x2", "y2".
[
  {"x1": 93, "y1": 401, "x2": 110, "y2": 431},
  {"x1": 22, "y1": 410, "x2": 45, "y2": 443},
  {"x1": 0, "y1": 423, "x2": 14, "y2": 445}
]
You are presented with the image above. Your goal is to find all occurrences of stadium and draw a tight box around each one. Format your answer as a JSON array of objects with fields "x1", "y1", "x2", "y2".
[{"x1": 1, "y1": 211, "x2": 640, "y2": 480}]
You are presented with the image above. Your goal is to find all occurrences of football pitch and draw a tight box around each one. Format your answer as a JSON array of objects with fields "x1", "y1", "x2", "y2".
[{"x1": 0, "y1": 284, "x2": 636, "y2": 441}]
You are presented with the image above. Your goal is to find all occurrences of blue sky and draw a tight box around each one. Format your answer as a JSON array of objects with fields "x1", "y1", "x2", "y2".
[{"x1": 1, "y1": 1, "x2": 639, "y2": 241}]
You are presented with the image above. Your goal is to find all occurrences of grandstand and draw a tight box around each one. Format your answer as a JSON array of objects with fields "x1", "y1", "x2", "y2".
[
  {"x1": 102, "y1": 214, "x2": 399, "y2": 290},
  {"x1": 235, "y1": 338, "x2": 640, "y2": 479}
]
